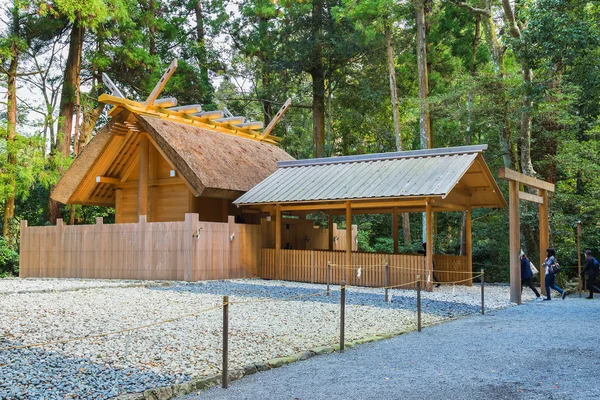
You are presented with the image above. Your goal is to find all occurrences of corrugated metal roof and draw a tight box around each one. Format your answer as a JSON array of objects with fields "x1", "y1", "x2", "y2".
[{"x1": 234, "y1": 145, "x2": 487, "y2": 205}]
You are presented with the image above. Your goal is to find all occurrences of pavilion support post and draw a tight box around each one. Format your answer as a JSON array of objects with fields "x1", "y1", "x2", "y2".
[
  {"x1": 425, "y1": 198, "x2": 433, "y2": 292},
  {"x1": 509, "y1": 180, "x2": 521, "y2": 304},
  {"x1": 392, "y1": 207, "x2": 399, "y2": 254},
  {"x1": 539, "y1": 189, "x2": 549, "y2": 297},
  {"x1": 345, "y1": 200, "x2": 352, "y2": 284},
  {"x1": 275, "y1": 203, "x2": 282, "y2": 281},
  {"x1": 137, "y1": 134, "x2": 149, "y2": 219},
  {"x1": 466, "y1": 197, "x2": 472, "y2": 273},
  {"x1": 328, "y1": 212, "x2": 334, "y2": 251}
]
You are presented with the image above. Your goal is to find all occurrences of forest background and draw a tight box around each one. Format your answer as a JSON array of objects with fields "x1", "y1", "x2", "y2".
[{"x1": 1, "y1": 0, "x2": 599, "y2": 282}]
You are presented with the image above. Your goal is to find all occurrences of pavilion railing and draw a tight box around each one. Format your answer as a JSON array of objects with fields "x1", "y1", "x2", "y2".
[{"x1": 260, "y1": 249, "x2": 471, "y2": 289}]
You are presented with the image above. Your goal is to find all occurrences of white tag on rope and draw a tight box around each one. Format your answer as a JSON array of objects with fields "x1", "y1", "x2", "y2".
[
  {"x1": 427, "y1": 274, "x2": 431, "y2": 283},
  {"x1": 357, "y1": 267, "x2": 362, "y2": 279},
  {"x1": 388, "y1": 294, "x2": 393, "y2": 303},
  {"x1": 452, "y1": 283, "x2": 456, "y2": 297}
]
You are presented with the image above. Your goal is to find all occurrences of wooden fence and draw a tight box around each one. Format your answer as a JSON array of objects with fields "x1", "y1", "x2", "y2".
[
  {"x1": 19, "y1": 214, "x2": 262, "y2": 281},
  {"x1": 260, "y1": 249, "x2": 471, "y2": 289}
]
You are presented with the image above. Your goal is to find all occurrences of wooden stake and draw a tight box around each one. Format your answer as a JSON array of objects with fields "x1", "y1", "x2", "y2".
[
  {"x1": 481, "y1": 269, "x2": 485, "y2": 315},
  {"x1": 385, "y1": 260, "x2": 389, "y2": 302},
  {"x1": 466, "y1": 198, "x2": 472, "y2": 273},
  {"x1": 538, "y1": 188, "x2": 548, "y2": 298},
  {"x1": 416, "y1": 275, "x2": 422, "y2": 332},
  {"x1": 425, "y1": 199, "x2": 433, "y2": 292},
  {"x1": 577, "y1": 221, "x2": 582, "y2": 297},
  {"x1": 222, "y1": 295, "x2": 229, "y2": 389},
  {"x1": 340, "y1": 280, "x2": 346, "y2": 353},
  {"x1": 509, "y1": 180, "x2": 521, "y2": 304},
  {"x1": 327, "y1": 261, "x2": 331, "y2": 296}
]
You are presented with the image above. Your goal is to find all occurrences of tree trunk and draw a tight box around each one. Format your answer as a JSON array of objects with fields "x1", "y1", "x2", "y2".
[
  {"x1": 520, "y1": 64, "x2": 535, "y2": 176},
  {"x1": 3, "y1": 3, "x2": 19, "y2": 239},
  {"x1": 195, "y1": 0, "x2": 210, "y2": 100},
  {"x1": 51, "y1": 23, "x2": 83, "y2": 224},
  {"x1": 384, "y1": 21, "x2": 411, "y2": 245},
  {"x1": 311, "y1": 0, "x2": 325, "y2": 158}
]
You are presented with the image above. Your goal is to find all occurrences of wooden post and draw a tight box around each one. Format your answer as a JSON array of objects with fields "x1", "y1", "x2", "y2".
[
  {"x1": 275, "y1": 203, "x2": 281, "y2": 280},
  {"x1": 416, "y1": 275, "x2": 422, "y2": 332},
  {"x1": 328, "y1": 212, "x2": 334, "y2": 251},
  {"x1": 95, "y1": 217, "x2": 103, "y2": 279},
  {"x1": 19, "y1": 220, "x2": 27, "y2": 277},
  {"x1": 509, "y1": 180, "x2": 521, "y2": 304},
  {"x1": 481, "y1": 269, "x2": 485, "y2": 315},
  {"x1": 466, "y1": 198, "x2": 472, "y2": 273},
  {"x1": 538, "y1": 188, "x2": 548, "y2": 298},
  {"x1": 115, "y1": 189, "x2": 123, "y2": 223},
  {"x1": 137, "y1": 134, "x2": 149, "y2": 218},
  {"x1": 392, "y1": 207, "x2": 398, "y2": 254},
  {"x1": 345, "y1": 200, "x2": 352, "y2": 283},
  {"x1": 425, "y1": 198, "x2": 433, "y2": 291},
  {"x1": 327, "y1": 261, "x2": 331, "y2": 296},
  {"x1": 222, "y1": 295, "x2": 229, "y2": 389},
  {"x1": 385, "y1": 261, "x2": 389, "y2": 302},
  {"x1": 577, "y1": 221, "x2": 582, "y2": 296},
  {"x1": 340, "y1": 280, "x2": 346, "y2": 353}
]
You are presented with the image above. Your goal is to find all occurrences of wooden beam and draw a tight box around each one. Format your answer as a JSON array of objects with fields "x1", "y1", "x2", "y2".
[
  {"x1": 144, "y1": 59, "x2": 178, "y2": 108},
  {"x1": 466, "y1": 197, "x2": 472, "y2": 273},
  {"x1": 539, "y1": 189, "x2": 549, "y2": 297},
  {"x1": 392, "y1": 207, "x2": 399, "y2": 254},
  {"x1": 509, "y1": 180, "x2": 521, "y2": 304},
  {"x1": 261, "y1": 98, "x2": 292, "y2": 138},
  {"x1": 518, "y1": 190, "x2": 544, "y2": 204},
  {"x1": 96, "y1": 176, "x2": 120, "y2": 184},
  {"x1": 345, "y1": 200, "x2": 352, "y2": 283},
  {"x1": 275, "y1": 203, "x2": 282, "y2": 280},
  {"x1": 328, "y1": 212, "x2": 334, "y2": 251},
  {"x1": 425, "y1": 198, "x2": 433, "y2": 292},
  {"x1": 279, "y1": 199, "x2": 428, "y2": 212},
  {"x1": 153, "y1": 97, "x2": 177, "y2": 108},
  {"x1": 137, "y1": 135, "x2": 149, "y2": 218},
  {"x1": 498, "y1": 167, "x2": 555, "y2": 192}
]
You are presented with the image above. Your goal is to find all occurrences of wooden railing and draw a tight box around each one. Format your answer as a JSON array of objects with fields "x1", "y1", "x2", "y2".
[{"x1": 261, "y1": 249, "x2": 471, "y2": 289}]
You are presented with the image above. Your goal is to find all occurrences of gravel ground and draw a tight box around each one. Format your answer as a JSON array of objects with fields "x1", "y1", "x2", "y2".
[
  {"x1": 0, "y1": 278, "x2": 533, "y2": 399},
  {"x1": 183, "y1": 295, "x2": 600, "y2": 400}
]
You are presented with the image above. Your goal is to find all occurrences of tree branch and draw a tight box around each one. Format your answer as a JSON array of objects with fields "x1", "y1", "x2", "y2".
[{"x1": 449, "y1": 0, "x2": 491, "y2": 17}]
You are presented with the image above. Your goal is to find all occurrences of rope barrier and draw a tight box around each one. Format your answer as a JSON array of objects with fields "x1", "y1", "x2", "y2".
[
  {"x1": 0, "y1": 304, "x2": 223, "y2": 352},
  {"x1": 280, "y1": 263, "x2": 480, "y2": 275}
]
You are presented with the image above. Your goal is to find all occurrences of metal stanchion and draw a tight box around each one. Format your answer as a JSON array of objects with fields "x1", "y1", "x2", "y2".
[
  {"x1": 222, "y1": 296, "x2": 229, "y2": 389},
  {"x1": 340, "y1": 280, "x2": 346, "y2": 353},
  {"x1": 416, "y1": 275, "x2": 422, "y2": 332}
]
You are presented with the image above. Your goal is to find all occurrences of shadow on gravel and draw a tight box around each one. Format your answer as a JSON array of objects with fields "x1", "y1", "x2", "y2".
[
  {"x1": 150, "y1": 281, "x2": 480, "y2": 317},
  {"x1": 0, "y1": 341, "x2": 190, "y2": 400}
]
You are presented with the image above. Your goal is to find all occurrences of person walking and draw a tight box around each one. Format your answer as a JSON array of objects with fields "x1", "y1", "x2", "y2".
[
  {"x1": 520, "y1": 252, "x2": 541, "y2": 300},
  {"x1": 581, "y1": 250, "x2": 600, "y2": 299},
  {"x1": 543, "y1": 248, "x2": 566, "y2": 300}
]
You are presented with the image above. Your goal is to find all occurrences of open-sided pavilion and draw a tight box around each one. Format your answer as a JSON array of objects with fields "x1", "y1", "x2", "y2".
[{"x1": 235, "y1": 145, "x2": 507, "y2": 290}]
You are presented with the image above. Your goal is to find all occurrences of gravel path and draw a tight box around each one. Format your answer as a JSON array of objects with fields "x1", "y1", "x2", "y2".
[
  {"x1": 0, "y1": 278, "x2": 533, "y2": 399},
  {"x1": 182, "y1": 296, "x2": 600, "y2": 400}
]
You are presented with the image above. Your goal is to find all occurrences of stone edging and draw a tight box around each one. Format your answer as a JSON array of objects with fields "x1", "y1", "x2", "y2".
[{"x1": 111, "y1": 331, "x2": 411, "y2": 400}]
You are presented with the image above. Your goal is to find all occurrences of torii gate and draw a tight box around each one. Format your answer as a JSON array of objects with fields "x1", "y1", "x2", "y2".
[{"x1": 498, "y1": 168, "x2": 556, "y2": 304}]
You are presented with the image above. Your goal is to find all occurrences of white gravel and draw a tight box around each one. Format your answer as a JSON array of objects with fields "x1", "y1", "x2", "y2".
[
  {"x1": 0, "y1": 278, "x2": 146, "y2": 294},
  {"x1": 0, "y1": 278, "x2": 535, "y2": 399}
]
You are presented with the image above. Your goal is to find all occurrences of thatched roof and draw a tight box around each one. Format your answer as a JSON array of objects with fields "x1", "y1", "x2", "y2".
[{"x1": 51, "y1": 113, "x2": 294, "y2": 205}]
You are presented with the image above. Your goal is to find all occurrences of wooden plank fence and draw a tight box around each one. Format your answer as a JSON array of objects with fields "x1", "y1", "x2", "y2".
[
  {"x1": 19, "y1": 214, "x2": 261, "y2": 281},
  {"x1": 260, "y1": 249, "x2": 471, "y2": 289}
]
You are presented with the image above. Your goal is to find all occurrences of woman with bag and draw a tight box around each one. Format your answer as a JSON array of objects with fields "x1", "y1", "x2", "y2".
[
  {"x1": 520, "y1": 252, "x2": 541, "y2": 300},
  {"x1": 543, "y1": 248, "x2": 566, "y2": 301}
]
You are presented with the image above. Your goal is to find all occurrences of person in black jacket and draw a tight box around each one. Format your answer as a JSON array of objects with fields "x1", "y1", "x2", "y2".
[
  {"x1": 521, "y1": 253, "x2": 541, "y2": 300},
  {"x1": 581, "y1": 250, "x2": 600, "y2": 299}
]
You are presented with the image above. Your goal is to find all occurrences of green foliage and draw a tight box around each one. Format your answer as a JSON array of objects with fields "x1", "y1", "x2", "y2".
[{"x1": 0, "y1": 236, "x2": 19, "y2": 276}]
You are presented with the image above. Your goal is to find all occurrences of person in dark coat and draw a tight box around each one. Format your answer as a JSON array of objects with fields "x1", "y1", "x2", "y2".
[
  {"x1": 543, "y1": 248, "x2": 566, "y2": 300},
  {"x1": 521, "y1": 253, "x2": 541, "y2": 300},
  {"x1": 581, "y1": 250, "x2": 600, "y2": 299}
]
